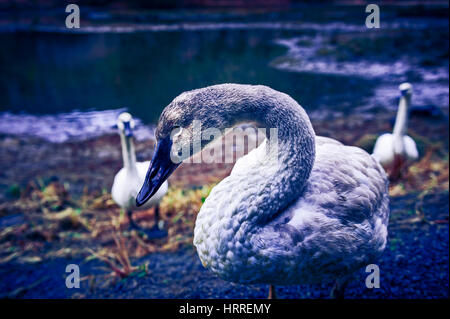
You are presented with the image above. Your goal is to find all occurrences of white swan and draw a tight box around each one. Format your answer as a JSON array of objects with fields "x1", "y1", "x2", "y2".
[
  {"x1": 111, "y1": 112, "x2": 168, "y2": 239},
  {"x1": 372, "y1": 83, "x2": 419, "y2": 180},
  {"x1": 136, "y1": 84, "x2": 389, "y2": 298}
]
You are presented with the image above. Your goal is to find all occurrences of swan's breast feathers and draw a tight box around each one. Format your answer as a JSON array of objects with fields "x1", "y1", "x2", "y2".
[
  {"x1": 194, "y1": 138, "x2": 389, "y2": 285},
  {"x1": 111, "y1": 161, "x2": 168, "y2": 210}
]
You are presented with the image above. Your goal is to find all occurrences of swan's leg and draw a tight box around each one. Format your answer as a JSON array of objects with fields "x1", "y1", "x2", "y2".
[
  {"x1": 127, "y1": 208, "x2": 168, "y2": 240},
  {"x1": 146, "y1": 204, "x2": 168, "y2": 238},
  {"x1": 154, "y1": 204, "x2": 161, "y2": 226},
  {"x1": 127, "y1": 210, "x2": 140, "y2": 231},
  {"x1": 390, "y1": 154, "x2": 405, "y2": 182},
  {"x1": 268, "y1": 285, "x2": 277, "y2": 299},
  {"x1": 330, "y1": 277, "x2": 348, "y2": 299}
]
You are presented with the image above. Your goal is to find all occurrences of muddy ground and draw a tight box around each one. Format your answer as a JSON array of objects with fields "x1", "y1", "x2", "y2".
[{"x1": 0, "y1": 192, "x2": 448, "y2": 299}]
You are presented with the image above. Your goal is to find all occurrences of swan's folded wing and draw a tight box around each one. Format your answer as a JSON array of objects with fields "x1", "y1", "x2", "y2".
[
  {"x1": 403, "y1": 135, "x2": 419, "y2": 160},
  {"x1": 315, "y1": 135, "x2": 343, "y2": 146},
  {"x1": 288, "y1": 143, "x2": 389, "y2": 236},
  {"x1": 251, "y1": 143, "x2": 390, "y2": 284}
]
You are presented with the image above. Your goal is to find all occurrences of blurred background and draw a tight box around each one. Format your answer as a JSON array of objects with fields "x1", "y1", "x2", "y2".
[{"x1": 0, "y1": 0, "x2": 448, "y2": 298}]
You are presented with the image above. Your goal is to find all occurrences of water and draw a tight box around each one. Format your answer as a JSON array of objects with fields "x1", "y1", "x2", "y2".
[
  {"x1": 0, "y1": 5, "x2": 448, "y2": 142},
  {"x1": 0, "y1": 108, "x2": 154, "y2": 143},
  {"x1": 1, "y1": 27, "x2": 366, "y2": 121}
]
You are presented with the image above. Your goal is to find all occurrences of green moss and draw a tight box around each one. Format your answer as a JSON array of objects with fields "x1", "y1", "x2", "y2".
[{"x1": 5, "y1": 184, "x2": 21, "y2": 199}]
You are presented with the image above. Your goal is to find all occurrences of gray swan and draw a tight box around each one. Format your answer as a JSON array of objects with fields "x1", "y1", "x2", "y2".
[{"x1": 136, "y1": 84, "x2": 390, "y2": 298}]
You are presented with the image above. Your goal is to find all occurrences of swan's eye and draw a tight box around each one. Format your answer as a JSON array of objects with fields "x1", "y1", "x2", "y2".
[{"x1": 171, "y1": 126, "x2": 183, "y2": 139}]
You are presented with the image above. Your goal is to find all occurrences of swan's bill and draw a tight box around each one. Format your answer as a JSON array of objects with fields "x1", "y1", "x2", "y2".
[
  {"x1": 136, "y1": 137, "x2": 179, "y2": 206},
  {"x1": 122, "y1": 121, "x2": 133, "y2": 137}
]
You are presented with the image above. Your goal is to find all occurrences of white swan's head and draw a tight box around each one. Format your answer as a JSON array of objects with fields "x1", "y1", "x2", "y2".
[
  {"x1": 399, "y1": 82, "x2": 413, "y2": 97},
  {"x1": 117, "y1": 112, "x2": 135, "y2": 137}
]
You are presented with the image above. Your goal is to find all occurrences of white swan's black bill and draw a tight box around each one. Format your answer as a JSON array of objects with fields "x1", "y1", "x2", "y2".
[
  {"x1": 123, "y1": 121, "x2": 133, "y2": 137},
  {"x1": 136, "y1": 137, "x2": 179, "y2": 207}
]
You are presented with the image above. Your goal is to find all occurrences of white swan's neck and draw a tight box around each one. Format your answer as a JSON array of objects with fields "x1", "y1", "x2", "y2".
[
  {"x1": 191, "y1": 85, "x2": 316, "y2": 224},
  {"x1": 392, "y1": 94, "x2": 410, "y2": 154},
  {"x1": 393, "y1": 94, "x2": 410, "y2": 137},
  {"x1": 120, "y1": 133, "x2": 138, "y2": 174}
]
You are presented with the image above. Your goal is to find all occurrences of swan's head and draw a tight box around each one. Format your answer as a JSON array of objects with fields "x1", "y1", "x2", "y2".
[
  {"x1": 117, "y1": 112, "x2": 135, "y2": 137},
  {"x1": 399, "y1": 82, "x2": 413, "y2": 97},
  {"x1": 136, "y1": 90, "x2": 220, "y2": 206}
]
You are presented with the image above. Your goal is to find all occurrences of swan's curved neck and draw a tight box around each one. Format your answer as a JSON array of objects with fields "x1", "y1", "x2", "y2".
[
  {"x1": 120, "y1": 133, "x2": 137, "y2": 172},
  {"x1": 195, "y1": 85, "x2": 316, "y2": 224}
]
